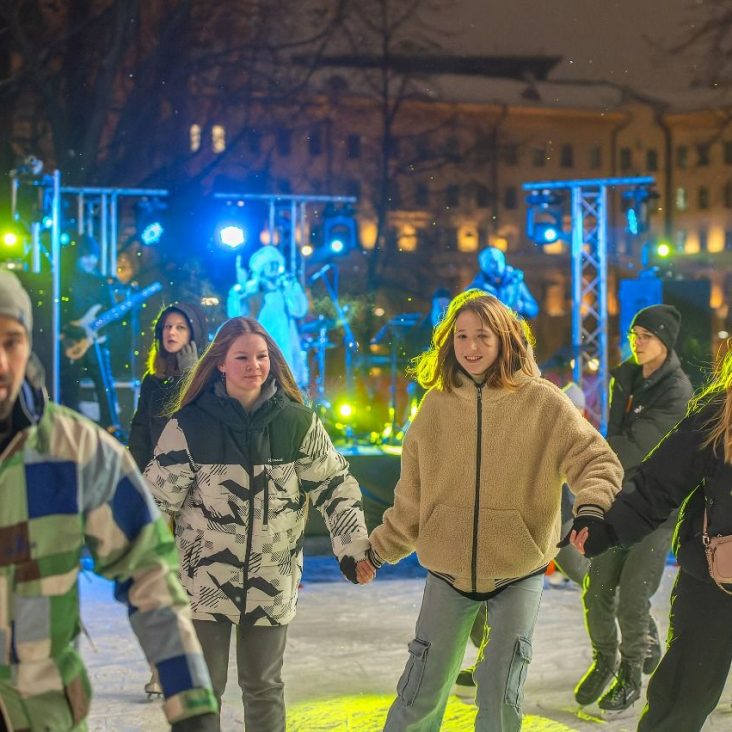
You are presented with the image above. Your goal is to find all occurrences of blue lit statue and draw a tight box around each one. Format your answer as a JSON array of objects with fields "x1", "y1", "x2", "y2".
[
  {"x1": 226, "y1": 246, "x2": 309, "y2": 387},
  {"x1": 467, "y1": 246, "x2": 539, "y2": 319}
]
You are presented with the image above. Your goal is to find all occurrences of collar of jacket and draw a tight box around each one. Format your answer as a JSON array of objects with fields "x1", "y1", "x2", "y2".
[
  {"x1": 451, "y1": 367, "x2": 535, "y2": 402},
  {"x1": 7, "y1": 354, "x2": 46, "y2": 438},
  {"x1": 611, "y1": 349, "x2": 682, "y2": 392},
  {"x1": 196, "y1": 376, "x2": 283, "y2": 432}
]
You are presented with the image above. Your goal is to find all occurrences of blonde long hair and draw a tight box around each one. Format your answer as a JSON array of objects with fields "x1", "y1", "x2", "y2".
[
  {"x1": 410, "y1": 289, "x2": 538, "y2": 392},
  {"x1": 173, "y1": 317, "x2": 303, "y2": 412},
  {"x1": 690, "y1": 346, "x2": 732, "y2": 463}
]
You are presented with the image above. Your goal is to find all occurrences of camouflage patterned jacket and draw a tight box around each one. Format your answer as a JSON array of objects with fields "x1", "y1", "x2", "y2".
[
  {"x1": 0, "y1": 376, "x2": 217, "y2": 730},
  {"x1": 145, "y1": 380, "x2": 370, "y2": 626}
]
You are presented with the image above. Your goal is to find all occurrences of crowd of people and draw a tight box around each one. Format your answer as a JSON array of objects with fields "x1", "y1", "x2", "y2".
[{"x1": 2, "y1": 240, "x2": 732, "y2": 732}]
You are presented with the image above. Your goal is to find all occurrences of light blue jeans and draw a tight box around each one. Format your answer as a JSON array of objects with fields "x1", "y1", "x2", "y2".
[{"x1": 384, "y1": 572, "x2": 544, "y2": 732}]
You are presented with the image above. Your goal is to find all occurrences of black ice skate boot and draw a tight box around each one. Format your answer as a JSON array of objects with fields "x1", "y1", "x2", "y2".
[
  {"x1": 643, "y1": 616, "x2": 662, "y2": 675},
  {"x1": 598, "y1": 659, "x2": 641, "y2": 711},
  {"x1": 574, "y1": 652, "x2": 619, "y2": 706}
]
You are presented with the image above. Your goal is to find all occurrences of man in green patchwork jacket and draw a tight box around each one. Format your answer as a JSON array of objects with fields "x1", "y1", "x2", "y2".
[{"x1": 0, "y1": 269, "x2": 217, "y2": 730}]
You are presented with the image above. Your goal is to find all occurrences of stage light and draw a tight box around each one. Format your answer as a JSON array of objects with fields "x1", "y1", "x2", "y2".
[
  {"x1": 301, "y1": 244, "x2": 314, "y2": 257},
  {"x1": 219, "y1": 224, "x2": 246, "y2": 249},
  {"x1": 2, "y1": 231, "x2": 19, "y2": 247},
  {"x1": 656, "y1": 241, "x2": 672, "y2": 258},
  {"x1": 323, "y1": 207, "x2": 357, "y2": 254},
  {"x1": 329, "y1": 238, "x2": 345, "y2": 254},
  {"x1": 141, "y1": 221, "x2": 164, "y2": 246},
  {"x1": 525, "y1": 189, "x2": 565, "y2": 247},
  {"x1": 337, "y1": 402, "x2": 354, "y2": 419},
  {"x1": 623, "y1": 186, "x2": 658, "y2": 236}
]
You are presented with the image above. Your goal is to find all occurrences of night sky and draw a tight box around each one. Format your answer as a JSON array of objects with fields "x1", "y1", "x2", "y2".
[{"x1": 435, "y1": 0, "x2": 705, "y2": 91}]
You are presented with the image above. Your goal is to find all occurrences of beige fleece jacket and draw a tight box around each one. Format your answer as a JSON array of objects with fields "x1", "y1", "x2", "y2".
[{"x1": 370, "y1": 373, "x2": 623, "y2": 593}]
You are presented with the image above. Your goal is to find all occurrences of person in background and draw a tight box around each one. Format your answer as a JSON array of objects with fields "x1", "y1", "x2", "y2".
[
  {"x1": 144, "y1": 316, "x2": 373, "y2": 732},
  {"x1": 226, "y1": 246, "x2": 309, "y2": 389},
  {"x1": 129, "y1": 302, "x2": 208, "y2": 472},
  {"x1": 128, "y1": 301, "x2": 208, "y2": 698},
  {"x1": 566, "y1": 344, "x2": 732, "y2": 731},
  {"x1": 572, "y1": 304, "x2": 692, "y2": 711},
  {"x1": 364, "y1": 290, "x2": 622, "y2": 732},
  {"x1": 467, "y1": 247, "x2": 539, "y2": 319},
  {"x1": 0, "y1": 269, "x2": 217, "y2": 731}
]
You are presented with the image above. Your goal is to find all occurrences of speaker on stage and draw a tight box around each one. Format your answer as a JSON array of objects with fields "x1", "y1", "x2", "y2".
[{"x1": 619, "y1": 276, "x2": 711, "y2": 388}]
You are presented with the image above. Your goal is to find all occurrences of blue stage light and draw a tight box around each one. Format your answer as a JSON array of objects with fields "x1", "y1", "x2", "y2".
[
  {"x1": 626, "y1": 207, "x2": 639, "y2": 236},
  {"x1": 329, "y1": 238, "x2": 345, "y2": 254},
  {"x1": 141, "y1": 221, "x2": 164, "y2": 246},
  {"x1": 219, "y1": 224, "x2": 246, "y2": 249}
]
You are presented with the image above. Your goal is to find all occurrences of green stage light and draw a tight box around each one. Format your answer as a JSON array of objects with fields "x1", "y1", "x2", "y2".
[
  {"x1": 337, "y1": 402, "x2": 354, "y2": 419},
  {"x1": 2, "y1": 231, "x2": 19, "y2": 248},
  {"x1": 656, "y1": 241, "x2": 672, "y2": 258}
]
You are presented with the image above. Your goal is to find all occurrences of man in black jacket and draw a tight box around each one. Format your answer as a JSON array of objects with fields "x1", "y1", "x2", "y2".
[{"x1": 574, "y1": 304, "x2": 693, "y2": 711}]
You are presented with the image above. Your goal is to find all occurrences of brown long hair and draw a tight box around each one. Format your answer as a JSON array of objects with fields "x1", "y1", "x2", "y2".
[
  {"x1": 410, "y1": 289, "x2": 538, "y2": 392},
  {"x1": 690, "y1": 345, "x2": 732, "y2": 463},
  {"x1": 173, "y1": 316, "x2": 303, "y2": 412}
]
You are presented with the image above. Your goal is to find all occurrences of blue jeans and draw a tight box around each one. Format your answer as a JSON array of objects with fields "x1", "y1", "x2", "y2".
[{"x1": 384, "y1": 572, "x2": 544, "y2": 732}]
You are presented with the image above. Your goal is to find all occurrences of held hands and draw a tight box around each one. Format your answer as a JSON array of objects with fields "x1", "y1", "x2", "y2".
[
  {"x1": 176, "y1": 341, "x2": 198, "y2": 372},
  {"x1": 339, "y1": 555, "x2": 377, "y2": 585},
  {"x1": 557, "y1": 515, "x2": 617, "y2": 558}
]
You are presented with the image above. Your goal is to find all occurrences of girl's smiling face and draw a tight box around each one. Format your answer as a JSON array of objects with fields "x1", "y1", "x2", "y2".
[{"x1": 453, "y1": 310, "x2": 500, "y2": 380}]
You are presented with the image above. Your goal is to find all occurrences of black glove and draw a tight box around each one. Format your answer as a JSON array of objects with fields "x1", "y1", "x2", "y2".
[
  {"x1": 171, "y1": 713, "x2": 219, "y2": 732},
  {"x1": 557, "y1": 515, "x2": 617, "y2": 558},
  {"x1": 176, "y1": 341, "x2": 198, "y2": 372},
  {"x1": 339, "y1": 555, "x2": 359, "y2": 584}
]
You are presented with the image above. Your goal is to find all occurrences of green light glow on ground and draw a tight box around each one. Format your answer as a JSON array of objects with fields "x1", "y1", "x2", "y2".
[{"x1": 287, "y1": 694, "x2": 580, "y2": 730}]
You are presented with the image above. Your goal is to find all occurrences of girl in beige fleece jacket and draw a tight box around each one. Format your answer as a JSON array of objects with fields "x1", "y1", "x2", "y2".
[{"x1": 365, "y1": 290, "x2": 623, "y2": 732}]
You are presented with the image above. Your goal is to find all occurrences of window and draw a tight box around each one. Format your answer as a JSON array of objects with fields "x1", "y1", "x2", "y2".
[
  {"x1": 445, "y1": 184, "x2": 459, "y2": 208},
  {"x1": 504, "y1": 186, "x2": 518, "y2": 210},
  {"x1": 675, "y1": 187, "x2": 688, "y2": 211},
  {"x1": 415, "y1": 182, "x2": 429, "y2": 208},
  {"x1": 560, "y1": 144, "x2": 574, "y2": 168},
  {"x1": 646, "y1": 149, "x2": 658, "y2": 172},
  {"x1": 699, "y1": 185, "x2": 710, "y2": 210},
  {"x1": 346, "y1": 134, "x2": 361, "y2": 159},
  {"x1": 345, "y1": 179, "x2": 361, "y2": 199},
  {"x1": 725, "y1": 229, "x2": 732, "y2": 250},
  {"x1": 502, "y1": 144, "x2": 518, "y2": 166},
  {"x1": 532, "y1": 147, "x2": 546, "y2": 167},
  {"x1": 212, "y1": 125, "x2": 226, "y2": 153},
  {"x1": 189, "y1": 124, "x2": 201, "y2": 152},
  {"x1": 697, "y1": 143, "x2": 710, "y2": 166},
  {"x1": 699, "y1": 227, "x2": 708, "y2": 252},
  {"x1": 676, "y1": 145, "x2": 688, "y2": 169},
  {"x1": 308, "y1": 128, "x2": 322, "y2": 156},
  {"x1": 475, "y1": 184, "x2": 491, "y2": 208},
  {"x1": 619, "y1": 147, "x2": 632, "y2": 171},
  {"x1": 588, "y1": 145, "x2": 602, "y2": 170},
  {"x1": 276, "y1": 129, "x2": 291, "y2": 157},
  {"x1": 247, "y1": 129, "x2": 262, "y2": 155},
  {"x1": 725, "y1": 141, "x2": 732, "y2": 165},
  {"x1": 724, "y1": 181, "x2": 732, "y2": 209}
]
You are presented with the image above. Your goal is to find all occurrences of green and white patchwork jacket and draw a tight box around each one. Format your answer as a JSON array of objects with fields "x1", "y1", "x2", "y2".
[{"x1": 0, "y1": 377, "x2": 217, "y2": 731}]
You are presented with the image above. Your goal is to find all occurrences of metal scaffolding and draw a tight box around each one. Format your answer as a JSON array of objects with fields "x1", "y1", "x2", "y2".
[
  {"x1": 9, "y1": 169, "x2": 168, "y2": 401},
  {"x1": 523, "y1": 176, "x2": 655, "y2": 433}
]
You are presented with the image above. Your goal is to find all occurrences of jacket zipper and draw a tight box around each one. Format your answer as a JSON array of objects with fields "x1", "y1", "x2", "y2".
[{"x1": 471, "y1": 383, "x2": 483, "y2": 592}]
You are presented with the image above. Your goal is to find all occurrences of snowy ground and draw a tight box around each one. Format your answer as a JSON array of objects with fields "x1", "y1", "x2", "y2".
[{"x1": 80, "y1": 556, "x2": 732, "y2": 731}]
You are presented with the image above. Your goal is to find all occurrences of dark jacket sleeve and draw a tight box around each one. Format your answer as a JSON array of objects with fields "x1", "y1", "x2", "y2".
[
  {"x1": 606, "y1": 377, "x2": 692, "y2": 471},
  {"x1": 606, "y1": 405, "x2": 714, "y2": 546},
  {"x1": 128, "y1": 374, "x2": 154, "y2": 471}
]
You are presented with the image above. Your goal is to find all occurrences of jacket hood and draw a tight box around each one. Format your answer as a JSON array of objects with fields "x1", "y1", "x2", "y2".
[
  {"x1": 12, "y1": 352, "x2": 46, "y2": 434},
  {"x1": 154, "y1": 302, "x2": 208, "y2": 354}
]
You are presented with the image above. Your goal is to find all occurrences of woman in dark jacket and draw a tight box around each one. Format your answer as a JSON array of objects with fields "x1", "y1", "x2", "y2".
[
  {"x1": 128, "y1": 302, "x2": 208, "y2": 471},
  {"x1": 144, "y1": 316, "x2": 373, "y2": 732},
  {"x1": 567, "y1": 347, "x2": 732, "y2": 731}
]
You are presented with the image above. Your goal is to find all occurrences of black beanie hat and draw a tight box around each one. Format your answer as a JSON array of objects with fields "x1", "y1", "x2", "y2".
[{"x1": 630, "y1": 304, "x2": 681, "y2": 352}]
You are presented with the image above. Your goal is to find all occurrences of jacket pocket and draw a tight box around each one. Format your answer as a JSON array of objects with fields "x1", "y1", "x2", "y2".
[
  {"x1": 504, "y1": 637, "x2": 532, "y2": 710},
  {"x1": 417, "y1": 504, "x2": 471, "y2": 577},
  {"x1": 396, "y1": 638, "x2": 430, "y2": 706},
  {"x1": 477, "y1": 508, "x2": 544, "y2": 576}
]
